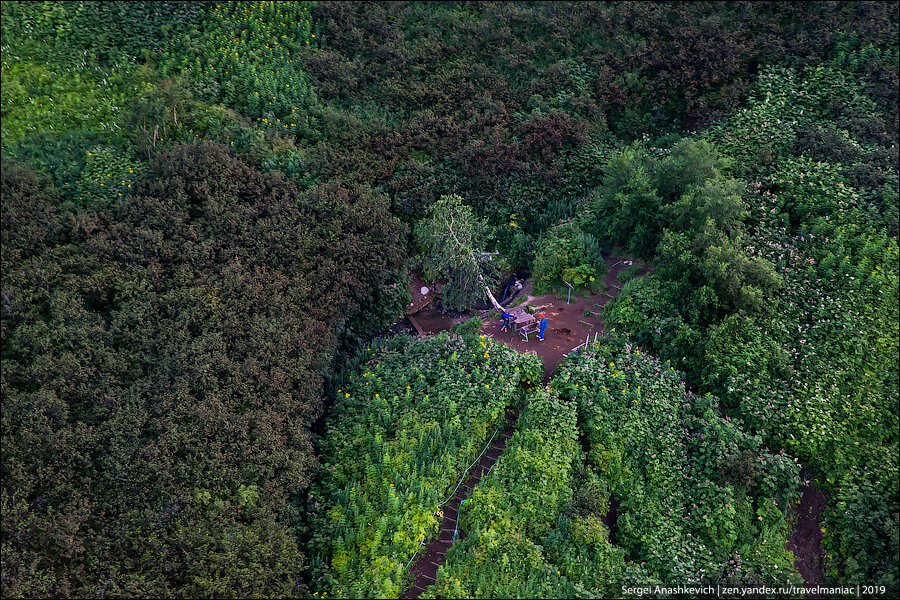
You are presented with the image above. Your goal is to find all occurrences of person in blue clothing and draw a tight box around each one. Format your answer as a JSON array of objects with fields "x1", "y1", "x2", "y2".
[
  {"x1": 538, "y1": 312, "x2": 548, "y2": 341},
  {"x1": 501, "y1": 312, "x2": 516, "y2": 332}
]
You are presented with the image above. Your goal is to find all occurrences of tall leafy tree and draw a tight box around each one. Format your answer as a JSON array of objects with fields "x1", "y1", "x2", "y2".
[
  {"x1": 415, "y1": 194, "x2": 504, "y2": 311},
  {"x1": 0, "y1": 145, "x2": 407, "y2": 597}
]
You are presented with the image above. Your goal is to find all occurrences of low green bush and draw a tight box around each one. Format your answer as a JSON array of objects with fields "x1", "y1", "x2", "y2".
[
  {"x1": 309, "y1": 333, "x2": 542, "y2": 599},
  {"x1": 617, "y1": 264, "x2": 643, "y2": 284},
  {"x1": 193, "y1": 1, "x2": 317, "y2": 125},
  {"x1": 0, "y1": 57, "x2": 128, "y2": 147},
  {"x1": 452, "y1": 317, "x2": 484, "y2": 336},
  {"x1": 75, "y1": 145, "x2": 146, "y2": 207},
  {"x1": 532, "y1": 222, "x2": 606, "y2": 296}
]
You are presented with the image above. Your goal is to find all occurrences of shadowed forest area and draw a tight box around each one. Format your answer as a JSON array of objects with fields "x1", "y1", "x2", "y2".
[{"x1": 2, "y1": 2, "x2": 897, "y2": 598}]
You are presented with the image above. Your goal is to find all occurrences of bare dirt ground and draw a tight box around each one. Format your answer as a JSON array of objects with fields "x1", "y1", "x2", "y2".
[
  {"x1": 407, "y1": 269, "x2": 437, "y2": 308},
  {"x1": 789, "y1": 482, "x2": 828, "y2": 594},
  {"x1": 413, "y1": 309, "x2": 456, "y2": 334},
  {"x1": 480, "y1": 256, "x2": 650, "y2": 378}
]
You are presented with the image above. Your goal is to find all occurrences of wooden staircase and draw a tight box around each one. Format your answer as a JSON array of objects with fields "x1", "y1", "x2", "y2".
[{"x1": 401, "y1": 408, "x2": 520, "y2": 598}]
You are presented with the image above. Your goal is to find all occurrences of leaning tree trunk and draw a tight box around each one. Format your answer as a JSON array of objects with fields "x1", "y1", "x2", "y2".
[
  {"x1": 477, "y1": 271, "x2": 504, "y2": 311},
  {"x1": 444, "y1": 212, "x2": 506, "y2": 312}
]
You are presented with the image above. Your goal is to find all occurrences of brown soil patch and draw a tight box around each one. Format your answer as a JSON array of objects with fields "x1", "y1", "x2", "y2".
[
  {"x1": 406, "y1": 268, "x2": 471, "y2": 335},
  {"x1": 413, "y1": 309, "x2": 455, "y2": 334},
  {"x1": 789, "y1": 483, "x2": 828, "y2": 595},
  {"x1": 407, "y1": 268, "x2": 440, "y2": 308},
  {"x1": 602, "y1": 496, "x2": 621, "y2": 546},
  {"x1": 480, "y1": 254, "x2": 647, "y2": 378}
]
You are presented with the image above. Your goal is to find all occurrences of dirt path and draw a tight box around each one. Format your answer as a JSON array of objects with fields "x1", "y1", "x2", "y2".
[{"x1": 789, "y1": 483, "x2": 828, "y2": 595}]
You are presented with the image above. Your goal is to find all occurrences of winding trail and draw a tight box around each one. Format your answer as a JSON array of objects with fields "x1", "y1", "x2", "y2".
[{"x1": 400, "y1": 254, "x2": 638, "y2": 598}]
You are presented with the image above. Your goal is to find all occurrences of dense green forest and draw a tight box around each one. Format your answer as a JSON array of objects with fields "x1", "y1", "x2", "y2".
[{"x1": 2, "y1": 1, "x2": 897, "y2": 598}]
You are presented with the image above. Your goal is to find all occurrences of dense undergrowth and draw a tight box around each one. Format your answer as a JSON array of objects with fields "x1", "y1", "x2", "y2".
[
  {"x1": 601, "y1": 53, "x2": 899, "y2": 590},
  {"x1": 2, "y1": 1, "x2": 898, "y2": 598},
  {"x1": 421, "y1": 341, "x2": 803, "y2": 598},
  {"x1": 304, "y1": 333, "x2": 542, "y2": 598}
]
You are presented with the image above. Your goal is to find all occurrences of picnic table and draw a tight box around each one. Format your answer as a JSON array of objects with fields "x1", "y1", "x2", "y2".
[
  {"x1": 518, "y1": 320, "x2": 541, "y2": 341},
  {"x1": 506, "y1": 309, "x2": 538, "y2": 340},
  {"x1": 505, "y1": 308, "x2": 532, "y2": 327}
]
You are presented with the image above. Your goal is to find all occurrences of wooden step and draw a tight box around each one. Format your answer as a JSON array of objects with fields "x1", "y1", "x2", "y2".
[
  {"x1": 407, "y1": 314, "x2": 425, "y2": 335},
  {"x1": 405, "y1": 295, "x2": 433, "y2": 315}
]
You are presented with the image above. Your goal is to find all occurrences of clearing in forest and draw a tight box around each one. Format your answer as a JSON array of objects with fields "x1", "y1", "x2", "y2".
[{"x1": 480, "y1": 254, "x2": 651, "y2": 378}]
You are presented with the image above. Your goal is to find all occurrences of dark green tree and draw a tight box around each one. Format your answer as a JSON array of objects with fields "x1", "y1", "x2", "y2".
[
  {"x1": 1, "y1": 145, "x2": 407, "y2": 597},
  {"x1": 415, "y1": 194, "x2": 504, "y2": 311}
]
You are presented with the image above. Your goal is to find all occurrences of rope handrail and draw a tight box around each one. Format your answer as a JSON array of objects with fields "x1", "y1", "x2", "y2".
[
  {"x1": 404, "y1": 544, "x2": 423, "y2": 570},
  {"x1": 404, "y1": 420, "x2": 504, "y2": 575},
  {"x1": 452, "y1": 499, "x2": 466, "y2": 541},
  {"x1": 438, "y1": 421, "x2": 501, "y2": 507}
]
